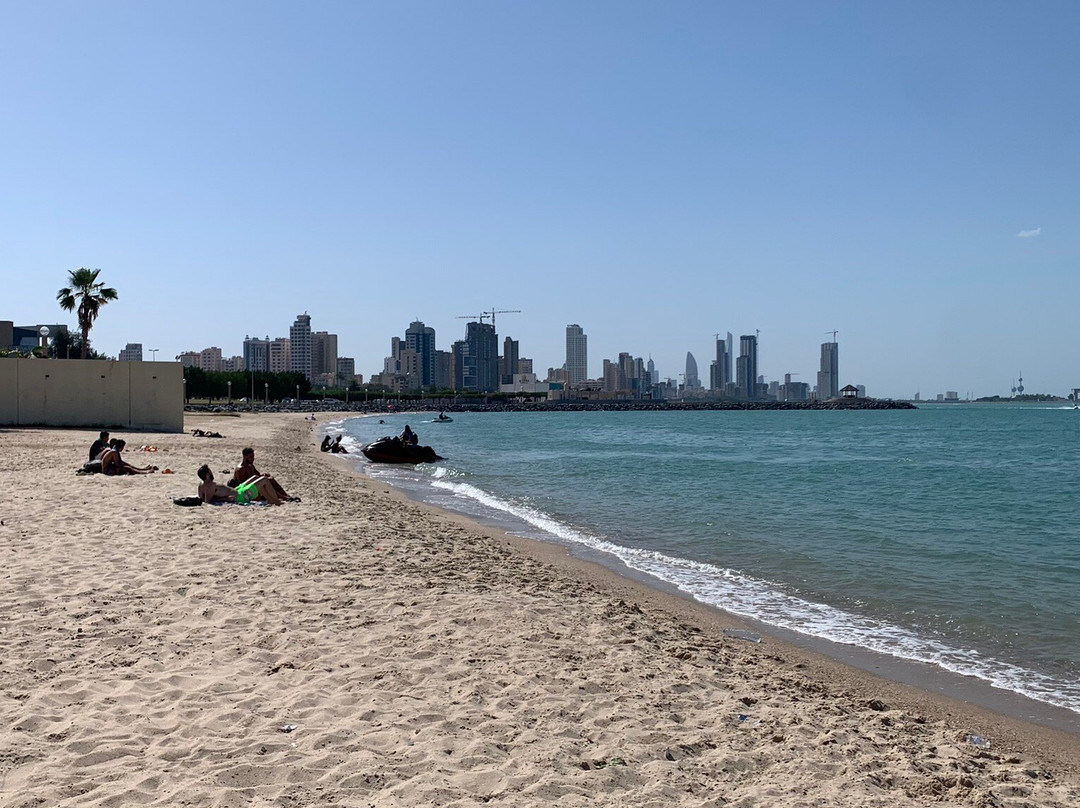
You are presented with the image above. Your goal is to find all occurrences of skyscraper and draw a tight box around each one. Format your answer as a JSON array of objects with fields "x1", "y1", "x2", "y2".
[
  {"x1": 465, "y1": 321, "x2": 498, "y2": 392},
  {"x1": 289, "y1": 313, "x2": 312, "y2": 381},
  {"x1": 500, "y1": 336, "x2": 519, "y2": 385},
  {"x1": 737, "y1": 334, "x2": 758, "y2": 399},
  {"x1": 405, "y1": 320, "x2": 436, "y2": 388},
  {"x1": 684, "y1": 352, "x2": 701, "y2": 390},
  {"x1": 565, "y1": 324, "x2": 588, "y2": 384},
  {"x1": 243, "y1": 335, "x2": 270, "y2": 373},
  {"x1": 713, "y1": 336, "x2": 730, "y2": 390},
  {"x1": 817, "y1": 342, "x2": 839, "y2": 400}
]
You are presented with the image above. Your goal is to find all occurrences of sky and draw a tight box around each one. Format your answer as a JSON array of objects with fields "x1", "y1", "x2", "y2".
[{"x1": 2, "y1": 1, "x2": 1078, "y2": 399}]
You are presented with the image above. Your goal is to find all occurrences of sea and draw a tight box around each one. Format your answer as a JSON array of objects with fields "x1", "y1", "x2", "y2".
[{"x1": 328, "y1": 404, "x2": 1080, "y2": 719}]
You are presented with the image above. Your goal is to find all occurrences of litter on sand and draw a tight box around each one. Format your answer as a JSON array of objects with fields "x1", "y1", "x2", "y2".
[
  {"x1": 966, "y1": 734, "x2": 991, "y2": 749},
  {"x1": 279, "y1": 724, "x2": 298, "y2": 734},
  {"x1": 723, "y1": 628, "x2": 762, "y2": 643}
]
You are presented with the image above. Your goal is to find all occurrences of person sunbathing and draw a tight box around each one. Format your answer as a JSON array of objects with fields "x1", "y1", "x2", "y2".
[
  {"x1": 230, "y1": 448, "x2": 296, "y2": 501},
  {"x1": 101, "y1": 440, "x2": 158, "y2": 475},
  {"x1": 198, "y1": 465, "x2": 280, "y2": 505}
]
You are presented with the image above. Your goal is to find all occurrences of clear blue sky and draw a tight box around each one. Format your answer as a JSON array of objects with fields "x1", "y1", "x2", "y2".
[{"x1": 3, "y1": 1, "x2": 1077, "y2": 398}]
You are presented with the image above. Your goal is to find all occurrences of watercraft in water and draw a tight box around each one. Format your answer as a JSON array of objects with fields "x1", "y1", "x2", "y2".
[
  {"x1": 431, "y1": 415, "x2": 453, "y2": 423},
  {"x1": 361, "y1": 436, "x2": 443, "y2": 464}
]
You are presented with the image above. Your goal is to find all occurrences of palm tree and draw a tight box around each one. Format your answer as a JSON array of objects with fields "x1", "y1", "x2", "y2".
[{"x1": 56, "y1": 268, "x2": 118, "y2": 359}]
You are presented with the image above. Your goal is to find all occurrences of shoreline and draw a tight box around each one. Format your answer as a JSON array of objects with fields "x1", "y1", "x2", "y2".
[
  {"x1": 3, "y1": 413, "x2": 1078, "y2": 805},
  {"x1": 328, "y1": 414, "x2": 1080, "y2": 739}
]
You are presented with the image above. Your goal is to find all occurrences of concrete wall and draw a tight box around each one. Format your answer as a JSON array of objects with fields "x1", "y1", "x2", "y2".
[{"x1": 0, "y1": 359, "x2": 184, "y2": 432}]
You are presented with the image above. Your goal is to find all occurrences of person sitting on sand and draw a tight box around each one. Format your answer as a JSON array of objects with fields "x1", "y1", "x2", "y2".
[
  {"x1": 101, "y1": 440, "x2": 158, "y2": 475},
  {"x1": 198, "y1": 464, "x2": 280, "y2": 505},
  {"x1": 320, "y1": 435, "x2": 332, "y2": 452},
  {"x1": 230, "y1": 447, "x2": 296, "y2": 501},
  {"x1": 330, "y1": 435, "x2": 348, "y2": 453},
  {"x1": 88, "y1": 430, "x2": 110, "y2": 462}
]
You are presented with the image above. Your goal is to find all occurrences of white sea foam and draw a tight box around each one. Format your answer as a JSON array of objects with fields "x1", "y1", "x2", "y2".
[{"x1": 427, "y1": 476, "x2": 1080, "y2": 715}]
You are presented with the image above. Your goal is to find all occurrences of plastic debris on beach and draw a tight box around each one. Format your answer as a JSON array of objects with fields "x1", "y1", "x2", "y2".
[
  {"x1": 737, "y1": 714, "x2": 762, "y2": 727},
  {"x1": 279, "y1": 724, "x2": 298, "y2": 734},
  {"x1": 965, "y1": 734, "x2": 991, "y2": 749},
  {"x1": 723, "y1": 628, "x2": 762, "y2": 643}
]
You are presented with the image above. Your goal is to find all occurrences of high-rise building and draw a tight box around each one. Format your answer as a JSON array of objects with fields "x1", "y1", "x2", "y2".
[
  {"x1": 243, "y1": 336, "x2": 271, "y2": 373},
  {"x1": 336, "y1": 357, "x2": 355, "y2": 386},
  {"x1": 118, "y1": 343, "x2": 143, "y2": 361},
  {"x1": 647, "y1": 356, "x2": 658, "y2": 386},
  {"x1": 565, "y1": 324, "x2": 588, "y2": 384},
  {"x1": 683, "y1": 352, "x2": 701, "y2": 390},
  {"x1": 451, "y1": 340, "x2": 470, "y2": 390},
  {"x1": 221, "y1": 356, "x2": 245, "y2": 373},
  {"x1": 737, "y1": 334, "x2": 758, "y2": 399},
  {"x1": 500, "y1": 337, "x2": 519, "y2": 385},
  {"x1": 713, "y1": 336, "x2": 730, "y2": 391},
  {"x1": 198, "y1": 346, "x2": 223, "y2": 372},
  {"x1": 434, "y1": 350, "x2": 452, "y2": 390},
  {"x1": 465, "y1": 321, "x2": 499, "y2": 392},
  {"x1": 289, "y1": 313, "x2": 312, "y2": 381},
  {"x1": 312, "y1": 331, "x2": 338, "y2": 385},
  {"x1": 269, "y1": 338, "x2": 290, "y2": 374},
  {"x1": 405, "y1": 320, "x2": 436, "y2": 389},
  {"x1": 817, "y1": 342, "x2": 839, "y2": 400}
]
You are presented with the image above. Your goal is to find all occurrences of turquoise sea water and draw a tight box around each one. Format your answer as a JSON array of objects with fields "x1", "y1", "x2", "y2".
[{"x1": 333, "y1": 405, "x2": 1080, "y2": 714}]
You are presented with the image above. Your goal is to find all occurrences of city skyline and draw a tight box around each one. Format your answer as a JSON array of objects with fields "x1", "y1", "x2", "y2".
[{"x1": 3, "y1": 3, "x2": 1079, "y2": 399}]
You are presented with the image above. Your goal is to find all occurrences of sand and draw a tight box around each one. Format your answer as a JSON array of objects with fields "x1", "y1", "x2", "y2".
[{"x1": 1, "y1": 413, "x2": 1077, "y2": 807}]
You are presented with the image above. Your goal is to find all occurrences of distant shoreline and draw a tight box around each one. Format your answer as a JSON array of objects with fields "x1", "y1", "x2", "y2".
[{"x1": 186, "y1": 397, "x2": 917, "y2": 416}]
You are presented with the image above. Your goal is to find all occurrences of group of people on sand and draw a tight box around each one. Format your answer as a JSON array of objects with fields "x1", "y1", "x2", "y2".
[
  {"x1": 320, "y1": 435, "x2": 348, "y2": 454},
  {"x1": 87, "y1": 430, "x2": 159, "y2": 475},
  {"x1": 84, "y1": 430, "x2": 298, "y2": 506},
  {"x1": 196, "y1": 447, "x2": 297, "y2": 505}
]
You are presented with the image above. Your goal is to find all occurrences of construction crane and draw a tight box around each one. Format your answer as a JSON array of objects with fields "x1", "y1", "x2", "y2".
[
  {"x1": 456, "y1": 308, "x2": 522, "y2": 329},
  {"x1": 825, "y1": 330, "x2": 838, "y2": 342}
]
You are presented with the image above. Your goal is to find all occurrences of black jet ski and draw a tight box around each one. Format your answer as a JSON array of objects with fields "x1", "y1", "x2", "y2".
[{"x1": 361, "y1": 436, "x2": 443, "y2": 464}]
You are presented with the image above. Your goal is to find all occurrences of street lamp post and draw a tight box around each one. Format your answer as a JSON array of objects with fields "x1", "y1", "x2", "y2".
[
  {"x1": 296, "y1": 384, "x2": 300, "y2": 403},
  {"x1": 264, "y1": 382, "x2": 269, "y2": 404},
  {"x1": 149, "y1": 348, "x2": 159, "y2": 362},
  {"x1": 182, "y1": 378, "x2": 187, "y2": 404},
  {"x1": 227, "y1": 381, "x2": 232, "y2": 404}
]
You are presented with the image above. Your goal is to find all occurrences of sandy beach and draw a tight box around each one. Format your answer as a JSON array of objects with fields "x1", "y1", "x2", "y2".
[{"x1": 1, "y1": 413, "x2": 1078, "y2": 807}]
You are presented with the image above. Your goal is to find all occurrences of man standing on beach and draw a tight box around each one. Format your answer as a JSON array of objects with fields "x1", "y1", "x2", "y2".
[{"x1": 230, "y1": 447, "x2": 296, "y2": 501}]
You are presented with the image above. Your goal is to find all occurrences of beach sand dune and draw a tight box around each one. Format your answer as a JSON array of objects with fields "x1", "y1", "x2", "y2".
[{"x1": 1, "y1": 415, "x2": 1077, "y2": 806}]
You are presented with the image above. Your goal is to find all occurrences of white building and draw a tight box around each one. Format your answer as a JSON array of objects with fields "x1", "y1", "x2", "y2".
[
  {"x1": 565, "y1": 324, "x2": 588, "y2": 384},
  {"x1": 118, "y1": 343, "x2": 143, "y2": 362}
]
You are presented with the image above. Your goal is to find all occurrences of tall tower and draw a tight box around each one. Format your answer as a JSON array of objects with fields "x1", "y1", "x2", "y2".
[
  {"x1": 684, "y1": 352, "x2": 700, "y2": 390},
  {"x1": 738, "y1": 334, "x2": 758, "y2": 399},
  {"x1": 500, "y1": 336, "x2": 519, "y2": 385},
  {"x1": 289, "y1": 313, "x2": 312, "y2": 381},
  {"x1": 817, "y1": 342, "x2": 839, "y2": 400},
  {"x1": 565, "y1": 324, "x2": 588, "y2": 384},
  {"x1": 714, "y1": 336, "x2": 730, "y2": 390},
  {"x1": 465, "y1": 321, "x2": 499, "y2": 392},
  {"x1": 405, "y1": 320, "x2": 436, "y2": 388},
  {"x1": 647, "y1": 356, "x2": 658, "y2": 386}
]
